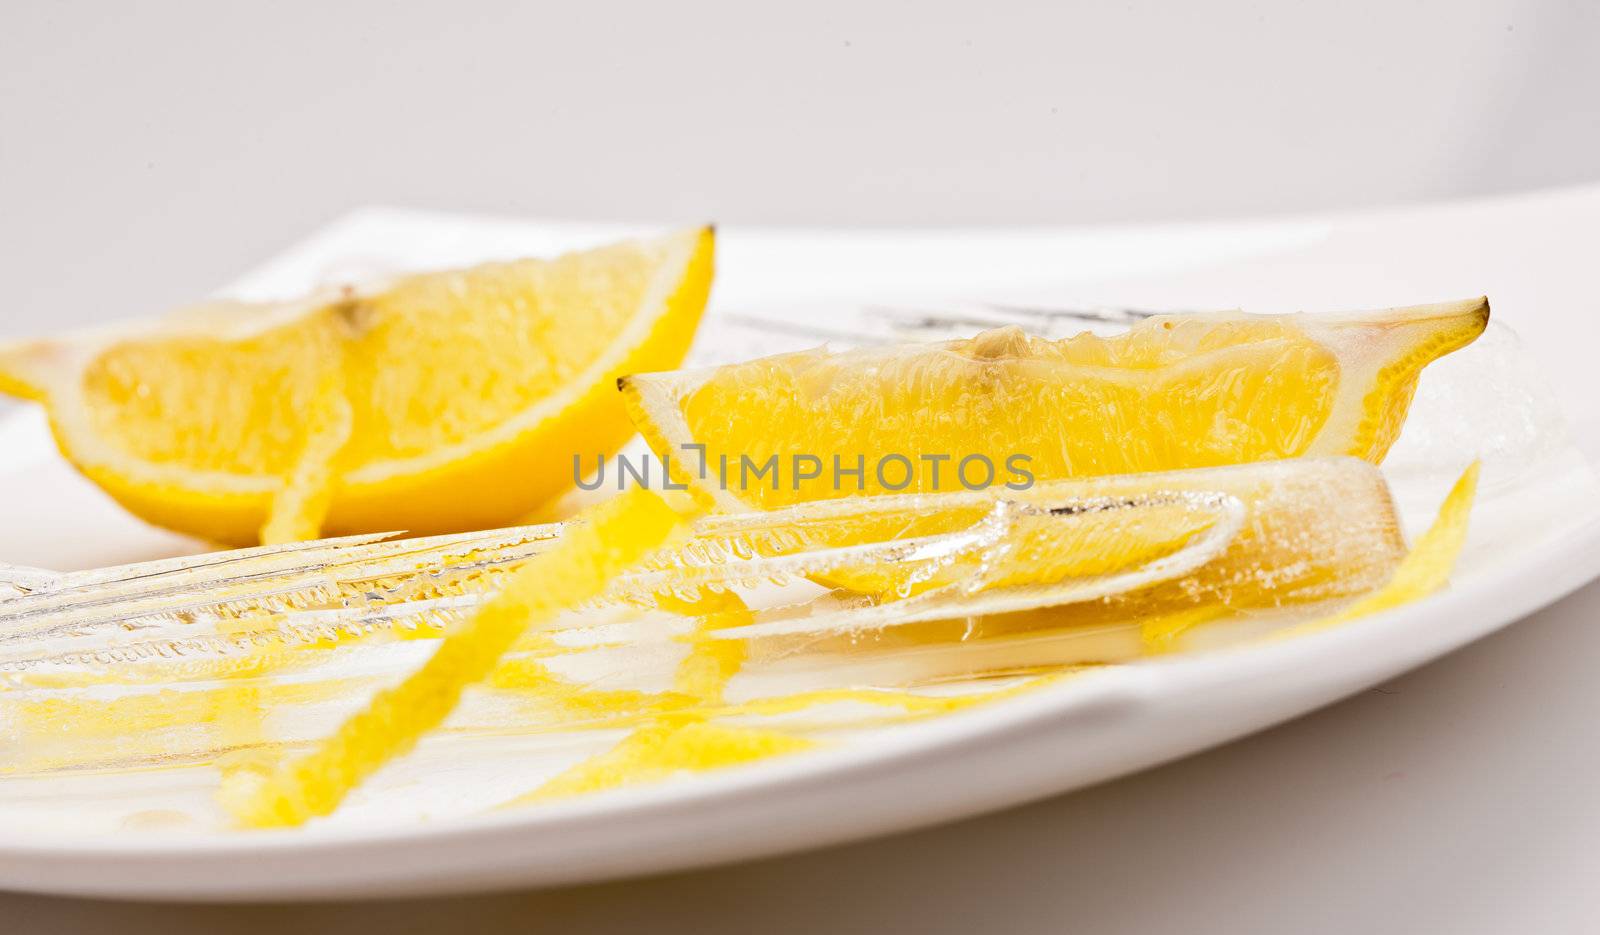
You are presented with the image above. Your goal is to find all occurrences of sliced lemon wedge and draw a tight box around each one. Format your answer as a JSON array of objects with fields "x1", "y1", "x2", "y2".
[
  {"x1": 0, "y1": 228, "x2": 715, "y2": 544},
  {"x1": 622, "y1": 298, "x2": 1487, "y2": 511}
]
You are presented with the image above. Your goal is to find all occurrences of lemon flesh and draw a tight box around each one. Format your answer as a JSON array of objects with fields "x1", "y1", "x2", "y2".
[
  {"x1": 622, "y1": 298, "x2": 1487, "y2": 511},
  {"x1": 0, "y1": 228, "x2": 715, "y2": 544}
]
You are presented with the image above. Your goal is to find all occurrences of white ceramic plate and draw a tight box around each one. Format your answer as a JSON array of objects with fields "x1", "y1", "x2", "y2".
[{"x1": 2, "y1": 187, "x2": 1599, "y2": 901}]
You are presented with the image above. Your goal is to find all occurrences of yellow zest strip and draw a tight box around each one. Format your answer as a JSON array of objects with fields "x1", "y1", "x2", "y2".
[
  {"x1": 222, "y1": 488, "x2": 692, "y2": 828},
  {"x1": 259, "y1": 365, "x2": 353, "y2": 545},
  {"x1": 713, "y1": 675, "x2": 1069, "y2": 720},
  {"x1": 7, "y1": 672, "x2": 360, "y2": 775},
  {"x1": 503, "y1": 585, "x2": 1073, "y2": 807},
  {"x1": 518, "y1": 721, "x2": 815, "y2": 802},
  {"x1": 487, "y1": 658, "x2": 656, "y2": 719},
  {"x1": 235, "y1": 359, "x2": 354, "y2": 779},
  {"x1": 503, "y1": 590, "x2": 767, "y2": 806},
  {"x1": 482, "y1": 667, "x2": 1073, "y2": 741},
  {"x1": 209, "y1": 633, "x2": 279, "y2": 778},
  {"x1": 506, "y1": 679, "x2": 1069, "y2": 807},
  {"x1": 1139, "y1": 605, "x2": 1231, "y2": 655},
  {"x1": 663, "y1": 591, "x2": 751, "y2": 709},
  {"x1": 1281, "y1": 461, "x2": 1480, "y2": 639}
]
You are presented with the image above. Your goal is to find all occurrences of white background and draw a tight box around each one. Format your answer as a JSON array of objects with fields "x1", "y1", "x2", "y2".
[{"x1": 4, "y1": 1, "x2": 1600, "y2": 931}]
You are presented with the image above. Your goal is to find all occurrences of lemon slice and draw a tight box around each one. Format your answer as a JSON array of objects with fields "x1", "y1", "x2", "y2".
[
  {"x1": 0, "y1": 228, "x2": 715, "y2": 544},
  {"x1": 621, "y1": 298, "x2": 1487, "y2": 511}
]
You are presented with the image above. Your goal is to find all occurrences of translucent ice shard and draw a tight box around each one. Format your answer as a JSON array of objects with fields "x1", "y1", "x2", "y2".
[
  {"x1": 0, "y1": 482, "x2": 1227, "y2": 673},
  {"x1": 0, "y1": 457, "x2": 1403, "y2": 672},
  {"x1": 0, "y1": 457, "x2": 1407, "y2": 778},
  {"x1": 712, "y1": 456, "x2": 1404, "y2": 639}
]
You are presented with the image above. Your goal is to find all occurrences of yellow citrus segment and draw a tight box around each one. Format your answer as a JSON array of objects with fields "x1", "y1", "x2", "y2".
[
  {"x1": 221, "y1": 488, "x2": 694, "y2": 828},
  {"x1": 1281, "y1": 461, "x2": 1479, "y2": 639},
  {"x1": 343, "y1": 240, "x2": 679, "y2": 464},
  {"x1": 77, "y1": 306, "x2": 353, "y2": 477},
  {"x1": 622, "y1": 299, "x2": 1487, "y2": 511},
  {"x1": 0, "y1": 229, "x2": 714, "y2": 545}
]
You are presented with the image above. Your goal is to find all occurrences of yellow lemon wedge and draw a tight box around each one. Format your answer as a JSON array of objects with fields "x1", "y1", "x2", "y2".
[
  {"x1": 621, "y1": 298, "x2": 1487, "y2": 511},
  {"x1": 0, "y1": 228, "x2": 715, "y2": 544}
]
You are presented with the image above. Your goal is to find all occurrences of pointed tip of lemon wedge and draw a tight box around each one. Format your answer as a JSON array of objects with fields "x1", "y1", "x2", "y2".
[{"x1": 0, "y1": 339, "x2": 57, "y2": 402}]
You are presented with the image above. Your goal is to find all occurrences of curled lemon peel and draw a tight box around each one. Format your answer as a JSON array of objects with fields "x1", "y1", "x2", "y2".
[
  {"x1": 221, "y1": 488, "x2": 694, "y2": 828},
  {"x1": 1280, "y1": 461, "x2": 1480, "y2": 639}
]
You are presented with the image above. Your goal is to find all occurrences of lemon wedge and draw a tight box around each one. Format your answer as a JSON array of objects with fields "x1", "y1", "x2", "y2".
[
  {"x1": 622, "y1": 298, "x2": 1486, "y2": 511},
  {"x1": 0, "y1": 228, "x2": 715, "y2": 544}
]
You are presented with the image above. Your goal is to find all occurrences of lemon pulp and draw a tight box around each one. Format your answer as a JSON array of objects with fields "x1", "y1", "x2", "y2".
[
  {"x1": 623, "y1": 299, "x2": 1488, "y2": 511},
  {"x1": 1, "y1": 228, "x2": 715, "y2": 544}
]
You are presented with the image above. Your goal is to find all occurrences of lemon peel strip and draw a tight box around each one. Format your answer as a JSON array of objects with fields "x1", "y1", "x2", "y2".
[
  {"x1": 1138, "y1": 605, "x2": 1231, "y2": 654},
  {"x1": 504, "y1": 677, "x2": 1068, "y2": 807},
  {"x1": 663, "y1": 590, "x2": 751, "y2": 708},
  {"x1": 258, "y1": 363, "x2": 353, "y2": 545},
  {"x1": 1280, "y1": 461, "x2": 1479, "y2": 639},
  {"x1": 487, "y1": 658, "x2": 656, "y2": 718},
  {"x1": 501, "y1": 592, "x2": 1071, "y2": 808},
  {"x1": 503, "y1": 590, "x2": 765, "y2": 806},
  {"x1": 516, "y1": 721, "x2": 816, "y2": 802},
  {"x1": 221, "y1": 488, "x2": 692, "y2": 828},
  {"x1": 712, "y1": 676, "x2": 1068, "y2": 720},
  {"x1": 229, "y1": 364, "x2": 353, "y2": 782}
]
